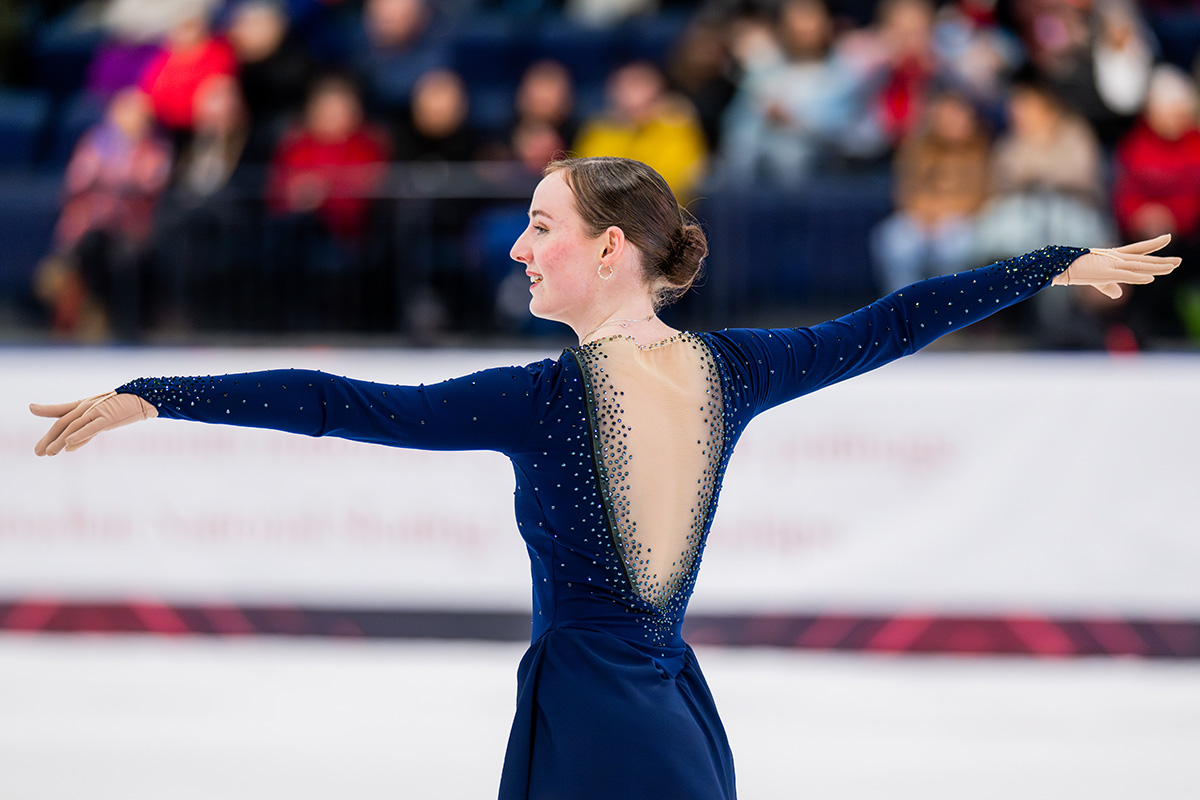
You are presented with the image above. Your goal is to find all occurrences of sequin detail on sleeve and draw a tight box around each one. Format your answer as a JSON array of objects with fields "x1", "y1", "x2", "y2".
[
  {"x1": 117, "y1": 376, "x2": 218, "y2": 410},
  {"x1": 981, "y1": 244, "x2": 1086, "y2": 286}
]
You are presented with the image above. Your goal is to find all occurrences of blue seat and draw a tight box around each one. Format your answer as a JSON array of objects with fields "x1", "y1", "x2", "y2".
[
  {"x1": 469, "y1": 84, "x2": 516, "y2": 138},
  {"x1": 464, "y1": 201, "x2": 561, "y2": 335},
  {"x1": 0, "y1": 90, "x2": 52, "y2": 170},
  {"x1": 44, "y1": 93, "x2": 107, "y2": 170},
  {"x1": 32, "y1": 19, "x2": 103, "y2": 98},
  {"x1": 533, "y1": 23, "x2": 620, "y2": 87},
  {"x1": 573, "y1": 82, "x2": 606, "y2": 125},
  {"x1": 0, "y1": 174, "x2": 60, "y2": 303},
  {"x1": 451, "y1": 17, "x2": 529, "y2": 90},
  {"x1": 621, "y1": 13, "x2": 688, "y2": 66},
  {"x1": 467, "y1": 204, "x2": 528, "y2": 289},
  {"x1": 1147, "y1": 9, "x2": 1200, "y2": 70},
  {"x1": 692, "y1": 175, "x2": 892, "y2": 322}
]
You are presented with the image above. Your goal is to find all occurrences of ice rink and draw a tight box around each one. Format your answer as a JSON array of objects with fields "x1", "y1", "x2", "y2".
[{"x1": 1, "y1": 635, "x2": 1197, "y2": 799}]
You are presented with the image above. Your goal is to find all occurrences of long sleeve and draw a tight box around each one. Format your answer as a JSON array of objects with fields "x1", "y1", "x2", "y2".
[
  {"x1": 705, "y1": 245, "x2": 1085, "y2": 416},
  {"x1": 114, "y1": 360, "x2": 561, "y2": 456}
]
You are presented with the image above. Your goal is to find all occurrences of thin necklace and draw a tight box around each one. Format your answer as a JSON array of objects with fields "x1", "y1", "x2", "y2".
[{"x1": 581, "y1": 315, "x2": 654, "y2": 343}]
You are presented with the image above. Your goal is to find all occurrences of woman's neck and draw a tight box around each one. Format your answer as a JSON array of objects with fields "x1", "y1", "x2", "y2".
[{"x1": 577, "y1": 308, "x2": 676, "y2": 347}]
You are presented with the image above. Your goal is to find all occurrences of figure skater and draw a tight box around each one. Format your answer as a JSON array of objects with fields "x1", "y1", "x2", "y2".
[{"x1": 31, "y1": 157, "x2": 1179, "y2": 799}]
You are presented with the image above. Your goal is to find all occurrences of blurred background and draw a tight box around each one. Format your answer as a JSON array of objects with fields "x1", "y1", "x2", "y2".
[
  {"x1": 2, "y1": 0, "x2": 1200, "y2": 346},
  {"x1": 2, "y1": 0, "x2": 1199, "y2": 797}
]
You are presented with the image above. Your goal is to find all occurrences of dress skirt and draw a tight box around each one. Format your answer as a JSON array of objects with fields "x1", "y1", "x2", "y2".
[{"x1": 498, "y1": 627, "x2": 737, "y2": 800}]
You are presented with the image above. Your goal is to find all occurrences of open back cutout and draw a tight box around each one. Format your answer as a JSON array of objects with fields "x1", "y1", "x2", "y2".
[{"x1": 574, "y1": 333, "x2": 724, "y2": 610}]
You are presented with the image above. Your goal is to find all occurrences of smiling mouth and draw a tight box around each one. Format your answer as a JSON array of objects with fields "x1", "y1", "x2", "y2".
[{"x1": 530, "y1": 275, "x2": 543, "y2": 285}]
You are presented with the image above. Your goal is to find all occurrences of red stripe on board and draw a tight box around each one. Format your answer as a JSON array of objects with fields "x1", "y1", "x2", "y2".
[
  {"x1": 1, "y1": 600, "x2": 1197, "y2": 658},
  {"x1": 2, "y1": 598, "x2": 62, "y2": 631},
  {"x1": 1005, "y1": 616, "x2": 1078, "y2": 657},
  {"x1": 866, "y1": 615, "x2": 936, "y2": 652}
]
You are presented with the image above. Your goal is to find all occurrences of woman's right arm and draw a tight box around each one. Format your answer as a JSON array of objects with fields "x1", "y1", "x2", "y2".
[{"x1": 33, "y1": 362, "x2": 557, "y2": 457}]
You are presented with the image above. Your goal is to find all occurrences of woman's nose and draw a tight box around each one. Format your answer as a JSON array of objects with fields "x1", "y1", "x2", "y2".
[{"x1": 510, "y1": 230, "x2": 531, "y2": 263}]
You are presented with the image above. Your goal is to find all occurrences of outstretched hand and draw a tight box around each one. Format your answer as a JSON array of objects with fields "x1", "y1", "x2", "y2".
[
  {"x1": 1053, "y1": 234, "x2": 1182, "y2": 299},
  {"x1": 31, "y1": 391, "x2": 157, "y2": 456}
]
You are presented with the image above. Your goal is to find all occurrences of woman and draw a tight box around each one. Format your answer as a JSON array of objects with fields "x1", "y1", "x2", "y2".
[{"x1": 31, "y1": 157, "x2": 1177, "y2": 799}]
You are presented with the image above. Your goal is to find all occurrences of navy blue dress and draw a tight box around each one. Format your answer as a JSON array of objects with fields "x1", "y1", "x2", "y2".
[{"x1": 117, "y1": 247, "x2": 1082, "y2": 799}]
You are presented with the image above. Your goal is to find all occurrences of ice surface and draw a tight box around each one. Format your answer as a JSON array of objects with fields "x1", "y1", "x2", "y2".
[{"x1": 1, "y1": 636, "x2": 1196, "y2": 799}]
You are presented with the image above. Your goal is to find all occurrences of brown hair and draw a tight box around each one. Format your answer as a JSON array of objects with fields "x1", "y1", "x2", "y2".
[{"x1": 543, "y1": 156, "x2": 707, "y2": 308}]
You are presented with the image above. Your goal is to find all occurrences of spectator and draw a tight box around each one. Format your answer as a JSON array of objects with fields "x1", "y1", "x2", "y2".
[
  {"x1": 667, "y1": 18, "x2": 738, "y2": 152},
  {"x1": 392, "y1": 68, "x2": 479, "y2": 162},
  {"x1": 863, "y1": 0, "x2": 942, "y2": 150},
  {"x1": 390, "y1": 68, "x2": 487, "y2": 333},
  {"x1": 574, "y1": 61, "x2": 708, "y2": 200},
  {"x1": 138, "y1": 5, "x2": 238, "y2": 143},
  {"x1": 974, "y1": 79, "x2": 1118, "y2": 348},
  {"x1": 226, "y1": 0, "x2": 317, "y2": 161},
  {"x1": 931, "y1": 0, "x2": 1024, "y2": 125},
  {"x1": 83, "y1": 0, "x2": 176, "y2": 99},
  {"x1": 351, "y1": 0, "x2": 449, "y2": 110},
  {"x1": 175, "y1": 74, "x2": 253, "y2": 202},
  {"x1": 871, "y1": 88, "x2": 990, "y2": 292},
  {"x1": 505, "y1": 60, "x2": 577, "y2": 163},
  {"x1": 34, "y1": 88, "x2": 172, "y2": 338},
  {"x1": 154, "y1": 74, "x2": 258, "y2": 330},
  {"x1": 510, "y1": 120, "x2": 567, "y2": 175},
  {"x1": 1092, "y1": 0, "x2": 1155, "y2": 127},
  {"x1": 264, "y1": 74, "x2": 388, "y2": 327},
  {"x1": 974, "y1": 79, "x2": 1113, "y2": 262},
  {"x1": 1005, "y1": 0, "x2": 1091, "y2": 81},
  {"x1": 1005, "y1": 0, "x2": 1153, "y2": 145},
  {"x1": 720, "y1": 1, "x2": 867, "y2": 186},
  {"x1": 564, "y1": 0, "x2": 657, "y2": 28},
  {"x1": 267, "y1": 74, "x2": 388, "y2": 243},
  {"x1": 1112, "y1": 64, "x2": 1200, "y2": 339}
]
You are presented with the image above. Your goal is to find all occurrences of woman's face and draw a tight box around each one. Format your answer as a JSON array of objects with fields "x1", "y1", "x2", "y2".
[{"x1": 510, "y1": 171, "x2": 606, "y2": 323}]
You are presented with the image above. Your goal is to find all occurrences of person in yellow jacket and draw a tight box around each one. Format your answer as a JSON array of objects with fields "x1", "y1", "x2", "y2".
[{"x1": 573, "y1": 61, "x2": 708, "y2": 200}]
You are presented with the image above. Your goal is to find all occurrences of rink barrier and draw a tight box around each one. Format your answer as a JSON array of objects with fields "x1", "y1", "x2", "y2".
[{"x1": 1, "y1": 600, "x2": 1196, "y2": 658}]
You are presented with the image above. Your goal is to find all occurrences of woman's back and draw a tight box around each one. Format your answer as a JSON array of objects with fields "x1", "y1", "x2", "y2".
[{"x1": 572, "y1": 333, "x2": 722, "y2": 612}]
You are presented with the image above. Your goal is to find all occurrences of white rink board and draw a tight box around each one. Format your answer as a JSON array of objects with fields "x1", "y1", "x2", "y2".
[{"x1": 4, "y1": 346, "x2": 1199, "y2": 615}]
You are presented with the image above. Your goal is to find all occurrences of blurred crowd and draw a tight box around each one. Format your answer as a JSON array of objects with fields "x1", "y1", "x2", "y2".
[{"x1": 2, "y1": 0, "x2": 1199, "y2": 348}]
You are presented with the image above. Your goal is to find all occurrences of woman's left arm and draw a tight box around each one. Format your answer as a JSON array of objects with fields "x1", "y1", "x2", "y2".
[{"x1": 709, "y1": 237, "x2": 1179, "y2": 415}]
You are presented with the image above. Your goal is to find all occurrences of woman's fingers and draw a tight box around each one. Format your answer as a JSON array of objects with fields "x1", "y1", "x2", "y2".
[
  {"x1": 33, "y1": 400, "x2": 88, "y2": 456},
  {"x1": 1113, "y1": 270, "x2": 1157, "y2": 284},
  {"x1": 36, "y1": 392, "x2": 153, "y2": 455},
  {"x1": 51, "y1": 411, "x2": 101, "y2": 455},
  {"x1": 64, "y1": 415, "x2": 116, "y2": 451},
  {"x1": 1101, "y1": 251, "x2": 1180, "y2": 266},
  {"x1": 30, "y1": 401, "x2": 83, "y2": 418},
  {"x1": 1102, "y1": 253, "x2": 1181, "y2": 271},
  {"x1": 1111, "y1": 234, "x2": 1171, "y2": 255},
  {"x1": 1127, "y1": 257, "x2": 1181, "y2": 275},
  {"x1": 1072, "y1": 245, "x2": 1182, "y2": 302}
]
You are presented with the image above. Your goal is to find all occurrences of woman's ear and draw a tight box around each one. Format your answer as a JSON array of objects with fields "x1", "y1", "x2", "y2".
[{"x1": 601, "y1": 225, "x2": 626, "y2": 261}]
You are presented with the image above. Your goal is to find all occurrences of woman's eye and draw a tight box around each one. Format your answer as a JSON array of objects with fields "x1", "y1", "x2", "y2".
[{"x1": 534, "y1": 225, "x2": 548, "y2": 234}]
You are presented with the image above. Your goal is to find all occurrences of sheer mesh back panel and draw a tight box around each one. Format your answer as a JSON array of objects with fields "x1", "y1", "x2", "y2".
[{"x1": 577, "y1": 334, "x2": 723, "y2": 610}]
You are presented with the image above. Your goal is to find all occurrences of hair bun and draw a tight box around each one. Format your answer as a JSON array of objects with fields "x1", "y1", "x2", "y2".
[{"x1": 658, "y1": 217, "x2": 707, "y2": 303}]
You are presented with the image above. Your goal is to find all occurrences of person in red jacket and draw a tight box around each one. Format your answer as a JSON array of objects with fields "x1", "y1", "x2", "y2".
[
  {"x1": 263, "y1": 74, "x2": 390, "y2": 329},
  {"x1": 267, "y1": 74, "x2": 389, "y2": 242},
  {"x1": 1112, "y1": 64, "x2": 1200, "y2": 339},
  {"x1": 138, "y1": 8, "x2": 237, "y2": 142}
]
